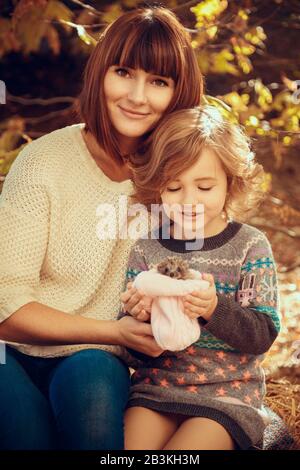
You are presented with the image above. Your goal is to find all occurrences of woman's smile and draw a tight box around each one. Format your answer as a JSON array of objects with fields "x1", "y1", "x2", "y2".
[{"x1": 118, "y1": 105, "x2": 151, "y2": 120}]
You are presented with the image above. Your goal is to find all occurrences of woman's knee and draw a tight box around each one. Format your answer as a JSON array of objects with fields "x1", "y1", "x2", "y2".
[
  {"x1": 48, "y1": 349, "x2": 131, "y2": 449},
  {"x1": 0, "y1": 348, "x2": 57, "y2": 449},
  {"x1": 50, "y1": 348, "x2": 130, "y2": 401}
]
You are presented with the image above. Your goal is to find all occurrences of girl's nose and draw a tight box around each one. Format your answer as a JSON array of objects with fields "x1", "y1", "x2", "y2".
[
  {"x1": 180, "y1": 189, "x2": 203, "y2": 208},
  {"x1": 181, "y1": 196, "x2": 200, "y2": 208}
]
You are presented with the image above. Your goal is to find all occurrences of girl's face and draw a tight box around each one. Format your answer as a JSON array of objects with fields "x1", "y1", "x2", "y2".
[
  {"x1": 104, "y1": 66, "x2": 175, "y2": 143},
  {"x1": 160, "y1": 147, "x2": 228, "y2": 239}
]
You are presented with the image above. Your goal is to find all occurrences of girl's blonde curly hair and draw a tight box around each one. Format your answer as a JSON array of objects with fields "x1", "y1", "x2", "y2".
[{"x1": 130, "y1": 105, "x2": 266, "y2": 222}]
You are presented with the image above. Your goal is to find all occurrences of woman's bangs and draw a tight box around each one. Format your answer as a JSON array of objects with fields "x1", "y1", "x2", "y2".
[{"x1": 111, "y1": 25, "x2": 180, "y2": 81}]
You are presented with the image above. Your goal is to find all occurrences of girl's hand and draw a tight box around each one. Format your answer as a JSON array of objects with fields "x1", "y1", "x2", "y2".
[
  {"x1": 120, "y1": 282, "x2": 151, "y2": 322},
  {"x1": 183, "y1": 273, "x2": 218, "y2": 322},
  {"x1": 117, "y1": 315, "x2": 164, "y2": 357}
]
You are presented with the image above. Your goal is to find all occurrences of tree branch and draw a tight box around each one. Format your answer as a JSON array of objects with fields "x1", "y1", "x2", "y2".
[
  {"x1": 68, "y1": 0, "x2": 103, "y2": 16},
  {"x1": 172, "y1": 0, "x2": 199, "y2": 13},
  {"x1": 7, "y1": 94, "x2": 75, "y2": 106},
  {"x1": 19, "y1": 107, "x2": 74, "y2": 125}
]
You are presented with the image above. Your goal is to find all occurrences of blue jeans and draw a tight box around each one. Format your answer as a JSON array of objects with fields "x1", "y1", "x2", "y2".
[{"x1": 0, "y1": 346, "x2": 130, "y2": 450}]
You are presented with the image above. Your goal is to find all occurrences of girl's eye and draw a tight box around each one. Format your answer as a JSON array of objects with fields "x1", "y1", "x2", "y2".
[
  {"x1": 167, "y1": 188, "x2": 180, "y2": 192},
  {"x1": 198, "y1": 187, "x2": 212, "y2": 191},
  {"x1": 153, "y1": 78, "x2": 168, "y2": 87},
  {"x1": 115, "y1": 67, "x2": 130, "y2": 77}
]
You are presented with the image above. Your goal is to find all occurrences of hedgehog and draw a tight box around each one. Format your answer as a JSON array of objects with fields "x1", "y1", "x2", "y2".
[{"x1": 156, "y1": 256, "x2": 194, "y2": 280}]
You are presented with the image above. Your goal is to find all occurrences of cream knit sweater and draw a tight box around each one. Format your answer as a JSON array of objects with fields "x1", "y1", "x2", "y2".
[{"x1": 0, "y1": 123, "x2": 147, "y2": 358}]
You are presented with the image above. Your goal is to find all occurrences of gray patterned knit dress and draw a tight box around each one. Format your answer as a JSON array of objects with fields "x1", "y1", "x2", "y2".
[{"x1": 118, "y1": 221, "x2": 281, "y2": 449}]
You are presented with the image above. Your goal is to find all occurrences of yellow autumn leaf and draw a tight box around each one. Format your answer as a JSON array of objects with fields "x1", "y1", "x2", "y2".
[
  {"x1": 232, "y1": 38, "x2": 255, "y2": 56},
  {"x1": 240, "y1": 44, "x2": 256, "y2": 56},
  {"x1": 241, "y1": 94, "x2": 250, "y2": 105},
  {"x1": 281, "y1": 74, "x2": 299, "y2": 92},
  {"x1": 197, "y1": 50, "x2": 211, "y2": 73},
  {"x1": 245, "y1": 26, "x2": 267, "y2": 46},
  {"x1": 191, "y1": 0, "x2": 228, "y2": 27},
  {"x1": 13, "y1": 5, "x2": 47, "y2": 54},
  {"x1": 101, "y1": 4, "x2": 123, "y2": 24},
  {"x1": 192, "y1": 30, "x2": 211, "y2": 48},
  {"x1": 192, "y1": 25, "x2": 219, "y2": 48},
  {"x1": 272, "y1": 91, "x2": 291, "y2": 111},
  {"x1": 211, "y1": 49, "x2": 240, "y2": 76},
  {"x1": 207, "y1": 25, "x2": 218, "y2": 39},
  {"x1": 238, "y1": 10, "x2": 248, "y2": 21},
  {"x1": 203, "y1": 95, "x2": 239, "y2": 123},
  {"x1": 237, "y1": 55, "x2": 253, "y2": 74},
  {"x1": 45, "y1": 0, "x2": 73, "y2": 23},
  {"x1": 284, "y1": 105, "x2": 300, "y2": 118},
  {"x1": 0, "y1": 144, "x2": 28, "y2": 176},
  {"x1": 12, "y1": 0, "x2": 73, "y2": 54},
  {"x1": 254, "y1": 80, "x2": 273, "y2": 109},
  {"x1": 246, "y1": 115, "x2": 260, "y2": 127},
  {"x1": 222, "y1": 91, "x2": 249, "y2": 112},
  {"x1": 285, "y1": 114, "x2": 299, "y2": 132},
  {"x1": 260, "y1": 172, "x2": 272, "y2": 193},
  {"x1": 283, "y1": 136, "x2": 292, "y2": 146},
  {"x1": 0, "y1": 129, "x2": 23, "y2": 152}
]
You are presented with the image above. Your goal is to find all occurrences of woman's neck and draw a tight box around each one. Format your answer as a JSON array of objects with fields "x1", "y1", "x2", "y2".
[
  {"x1": 81, "y1": 129, "x2": 133, "y2": 182},
  {"x1": 115, "y1": 131, "x2": 141, "y2": 156},
  {"x1": 83, "y1": 128, "x2": 139, "y2": 159}
]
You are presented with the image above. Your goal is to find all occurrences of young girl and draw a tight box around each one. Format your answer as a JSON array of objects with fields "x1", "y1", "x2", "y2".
[{"x1": 119, "y1": 105, "x2": 281, "y2": 450}]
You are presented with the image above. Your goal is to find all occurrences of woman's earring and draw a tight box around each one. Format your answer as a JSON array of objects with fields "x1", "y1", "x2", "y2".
[{"x1": 221, "y1": 210, "x2": 227, "y2": 220}]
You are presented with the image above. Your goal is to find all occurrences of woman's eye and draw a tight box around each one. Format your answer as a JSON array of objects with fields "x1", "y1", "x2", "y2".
[
  {"x1": 198, "y1": 187, "x2": 212, "y2": 191},
  {"x1": 115, "y1": 67, "x2": 130, "y2": 77},
  {"x1": 153, "y1": 78, "x2": 168, "y2": 87},
  {"x1": 167, "y1": 188, "x2": 180, "y2": 192}
]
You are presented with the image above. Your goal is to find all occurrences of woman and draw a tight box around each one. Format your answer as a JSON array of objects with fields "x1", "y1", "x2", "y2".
[{"x1": 0, "y1": 7, "x2": 203, "y2": 449}]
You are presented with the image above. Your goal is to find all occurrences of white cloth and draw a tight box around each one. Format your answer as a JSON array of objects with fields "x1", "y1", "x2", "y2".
[{"x1": 133, "y1": 269, "x2": 210, "y2": 351}]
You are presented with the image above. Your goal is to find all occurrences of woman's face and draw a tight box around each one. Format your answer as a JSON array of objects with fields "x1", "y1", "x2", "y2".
[{"x1": 104, "y1": 66, "x2": 175, "y2": 141}]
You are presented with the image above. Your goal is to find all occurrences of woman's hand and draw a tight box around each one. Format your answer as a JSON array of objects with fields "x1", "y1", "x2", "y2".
[
  {"x1": 116, "y1": 315, "x2": 164, "y2": 357},
  {"x1": 120, "y1": 282, "x2": 151, "y2": 322},
  {"x1": 183, "y1": 273, "x2": 218, "y2": 322}
]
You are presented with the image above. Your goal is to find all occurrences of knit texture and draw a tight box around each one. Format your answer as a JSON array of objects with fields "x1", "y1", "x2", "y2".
[
  {"x1": 119, "y1": 222, "x2": 281, "y2": 449},
  {"x1": 0, "y1": 123, "x2": 147, "y2": 358},
  {"x1": 132, "y1": 269, "x2": 209, "y2": 350}
]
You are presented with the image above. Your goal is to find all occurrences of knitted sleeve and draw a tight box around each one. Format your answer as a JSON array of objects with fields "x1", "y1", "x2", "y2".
[
  {"x1": 204, "y1": 232, "x2": 281, "y2": 354},
  {"x1": 117, "y1": 240, "x2": 153, "y2": 366},
  {"x1": 0, "y1": 146, "x2": 50, "y2": 322},
  {"x1": 118, "y1": 241, "x2": 149, "y2": 323}
]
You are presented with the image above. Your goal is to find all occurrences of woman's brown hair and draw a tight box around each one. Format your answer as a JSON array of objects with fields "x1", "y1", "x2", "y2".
[
  {"x1": 132, "y1": 105, "x2": 266, "y2": 222},
  {"x1": 78, "y1": 6, "x2": 203, "y2": 164}
]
